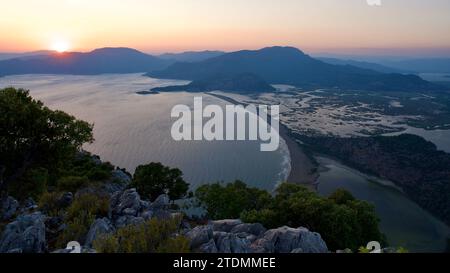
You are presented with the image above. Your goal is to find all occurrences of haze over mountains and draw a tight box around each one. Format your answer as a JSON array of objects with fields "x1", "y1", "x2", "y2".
[
  {"x1": 148, "y1": 46, "x2": 444, "y2": 92},
  {"x1": 0, "y1": 46, "x2": 447, "y2": 92},
  {"x1": 158, "y1": 50, "x2": 225, "y2": 63}
]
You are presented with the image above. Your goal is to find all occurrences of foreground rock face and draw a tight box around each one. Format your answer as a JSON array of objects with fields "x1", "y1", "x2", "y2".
[
  {"x1": 84, "y1": 218, "x2": 115, "y2": 247},
  {"x1": 190, "y1": 220, "x2": 328, "y2": 254},
  {"x1": 0, "y1": 183, "x2": 329, "y2": 254},
  {"x1": 1, "y1": 196, "x2": 19, "y2": 221},
  {"x1": 251, "y1": 226, "x2": 328, "y2": 253},
  {"x1": 0, "y1": 212, "x2": 46, "y2": 253}
]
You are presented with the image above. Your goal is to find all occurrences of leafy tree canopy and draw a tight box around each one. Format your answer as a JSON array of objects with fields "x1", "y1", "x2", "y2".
[
  {"x1": 0, "y1": 88, "x2": 94, "y2": 197},
  {"x1": 131, "y1": 162, "x2": 189, "y2": 201}
]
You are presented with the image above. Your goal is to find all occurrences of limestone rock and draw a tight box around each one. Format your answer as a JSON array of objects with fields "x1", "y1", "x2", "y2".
[{"x1": 0, "y1": 212, "x2": 46, "y2": 253}]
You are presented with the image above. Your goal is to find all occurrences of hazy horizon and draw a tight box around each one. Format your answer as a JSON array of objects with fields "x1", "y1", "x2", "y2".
[{"x1": 1, "y1": 0, "x2": 450, "y2": 57}]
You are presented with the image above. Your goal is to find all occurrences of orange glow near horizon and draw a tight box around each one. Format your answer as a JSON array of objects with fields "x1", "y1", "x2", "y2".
[
  {"x1": 1, "y1": 0, "x2": 450, "y2": 56},
  {"x1": 50, "y1": 40, "x2": 71, "y2": 53}
]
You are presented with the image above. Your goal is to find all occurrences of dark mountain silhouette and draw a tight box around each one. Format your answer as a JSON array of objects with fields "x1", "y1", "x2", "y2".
[
  {"x1": 317, "y1": 57, "x2": 406, "y2": 74},
  {"x1": 0, "y1": 47, "x2": 171, "y2": 76},
  {"x1": 152, "y1": 73, "x2": 275, "y2": 93},
  {"x1": 147, "y1": 46, "x2": 444, "y2": 92},
  {"x1": 158, "y1": 50, "x2": 225, "y2": 63}
]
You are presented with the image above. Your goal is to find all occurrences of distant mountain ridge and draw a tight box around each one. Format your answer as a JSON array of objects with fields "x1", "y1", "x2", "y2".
[
  {"x1": 0, "y1": 47, "x2": 171, "y2": 76},
  {"x1": 317, "y1": 57, "x2": 407, "y2": 74},
  {"x1": 158, "y1": 50, "x2": 225, "y2": 63},
  {"x1": 147, "y1": 46, "x2": 444, "y2": 92}
]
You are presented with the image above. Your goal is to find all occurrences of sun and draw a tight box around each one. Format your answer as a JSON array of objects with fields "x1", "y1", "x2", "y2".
[{"x1": 51, "y1": 40, "x2": 70, "y2": 53}]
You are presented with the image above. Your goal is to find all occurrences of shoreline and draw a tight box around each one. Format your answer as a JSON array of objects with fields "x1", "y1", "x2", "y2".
[
  {"x1": 280, "y1": 124, "x2": 319, "y2": 189},
  {"x1": 207, "y1": 92, "x2": 319, "y2": 189}
]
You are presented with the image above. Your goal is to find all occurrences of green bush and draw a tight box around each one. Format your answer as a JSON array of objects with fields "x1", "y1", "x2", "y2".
[
  {"x1": 55, "y1": 193, "x2": 109, "y2": 248},
  {"x1": 57, "y1": 176, "x2": 89, "y2": 192},
  {"x1": 66, "y1": 193, "x2": 109, "y2": 221},
  {"x1": 56, "y1": 211, "x2": 95, "y2": 249},
  {"x1": 242, "y1": 183, "x2": 384, "y2": 250},
  {"x1": 131, "y1": 162, "x2": 189, "y2": 201},
  {"x1": 0, "y1": 88, "x2": 93, "y2": 196},
  {"x1": 197, "y1": 181, "x2": 383, "y2": 251},
  {"x1": 8, "y1": 167, "x2": 48, "y2": 200},
  {"x1": 39, "y1": 191, "x2": 65, "y2": 216},
  {"x1": 93, "y1": 216, "x2": 190, "y2": 253},
  {"x1": 195, "y1": 180, "x2": 272, "y2": 219}
]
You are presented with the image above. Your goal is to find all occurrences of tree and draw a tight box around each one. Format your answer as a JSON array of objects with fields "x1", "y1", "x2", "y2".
[
  {"x1": 0, "y1": 88, "x2": 94, "y2": 198},
  {"x1": 193, "y1": 182, "x2": 385, "y2": 251},
  {"x1": 131, "y1": 162, "x2": 189, "y2": 201},
  {"x1": 195, "y1": 180, "x2": 272, "y2": 219}
]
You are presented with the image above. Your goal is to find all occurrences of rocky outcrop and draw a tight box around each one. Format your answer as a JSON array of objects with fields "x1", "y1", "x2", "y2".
[
  {"x1": 250, "y1": 226, "x2": 328, "y2": 253},
  {"x1": 186, "y1": 225, "x2": 214, "y2": 249},
  {"x1": 85, "y1": 218, "x2": 115, "y2": 247},
  {"x1": 0, "y1": 212, "x2": 46, "y2": 253},
  {"x1": 190, "y1": 220, "x2": 328, "y2": 254},
  {"x1": 108, "y1": 189, "x2": 173, "y2": 229}
]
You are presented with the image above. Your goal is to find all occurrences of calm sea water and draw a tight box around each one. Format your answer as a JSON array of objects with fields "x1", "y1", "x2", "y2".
[
  {"x1": 317, "y1": 157, "x2": 450, "y2": 252},
  {"x1": 0, "y1": 74, "x2": 290, "y2": 190}
]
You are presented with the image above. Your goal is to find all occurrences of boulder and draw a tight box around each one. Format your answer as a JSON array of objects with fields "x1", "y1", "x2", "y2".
[
  {"x1": 0, "y1": 212, "x2": 46, "y2": 253},
  {"x1": 199, "y1": 239, "x2": 218, "y2": 253},
  {"x1": 114, "y1": 215, "x2": 145, "y2": 229},
  {"x1": 214, "y1": 232, "x2": 252, "y2": 253},
  {"x1": 152, "y1": 210, "x2": 172, "y2": 220},
  {"x1": 110, "y1": 188, "x2": 142, "y2": 219},
  {"x1": 230, "y1": 223, "x2": 266, "y2": 236},
  {"x1": 45, "y1": 216, "x2": 66, "y2": 245},
  {"x1": 186, "y1": 225, "x2": 213, "y2": 249},
  {"x1": 1, "y1": 196, "x2": 19, "y2": 221},
  {"x1": 140, "y1": 210, "x2": 153, "y2": 221},
  {"x1": 111, "y1": 169, "x2": 132, "y2": 185},
  {"x1": 250, "y1": 226, "x2": 328, "y2": 253},
  {"x1": 150, "y1": 194, "x2": 170, "y2": 210},
  {"x1": 211, "y1": 219, "x2": 242, "y2": 233},
  {"x1": 84, "y1": 218, "x2": 115, "y2": 247}
]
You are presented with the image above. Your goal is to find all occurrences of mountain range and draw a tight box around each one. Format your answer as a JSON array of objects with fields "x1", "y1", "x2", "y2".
[
  {"x1": 0, "y1": 48, "x2": 171, "y2": 76},
  {"x1": 157, "y1": 50, "x2": 225, "y2": 63},
  {"x1": 317, "y1": 57, "x2": 407, "y2": 74},
  {"x1": 0, "y1": 46, "x2": 447, "y2": 92},
  {"x1": 147, "y1": 46, "x2": 444, "y2": 92}
]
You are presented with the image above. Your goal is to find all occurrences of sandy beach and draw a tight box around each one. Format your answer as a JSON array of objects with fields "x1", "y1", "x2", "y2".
[{"x1": 279, "y1": 124, "x2": 319, "y2": 188}]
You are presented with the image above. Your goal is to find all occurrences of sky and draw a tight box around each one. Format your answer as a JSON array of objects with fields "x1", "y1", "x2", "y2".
[{"x1": 1, "y1": 0, "x2": 450, "y2": 56}]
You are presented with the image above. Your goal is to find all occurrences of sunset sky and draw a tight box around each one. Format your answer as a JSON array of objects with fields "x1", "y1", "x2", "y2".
[{"x1": 1, "y1": 0, "x2": 450, "y2": 56}]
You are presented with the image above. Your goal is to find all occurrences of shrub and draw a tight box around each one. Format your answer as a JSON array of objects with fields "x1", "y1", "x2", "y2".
[
  {"x1": 8, "y1": 167, "x2": 48, "y2": 200},
  {"x1": 39, "y1": 191, "x2": 64, "y2": 216},
  {"x1": 196, "y1": 181, "x2": 384, "y2": 251},
  {"x1": 66, "y1": 193, "x2": 109, "y2": 221},
  {"x1": 57, "y1": 176, "x2": 89, "y2": 192},
  {"x1": 56, "y1": 211, "x2": 95, "y2": 249},
  {"x1": 195, "y1": 180, "x2": 272, "y2": 219},
  {"x1": 131, "y1": 162, "x2": 189, "y2": 201},
  {"x1": 55, "y1": 193, "x2": 109, "y2": 248},
  {"x1": 240, "y1": 183, "x2": 384, "y2": 251},
  {"x1": 93, "y1": 216, "x2": 190, "y2": 253}
]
